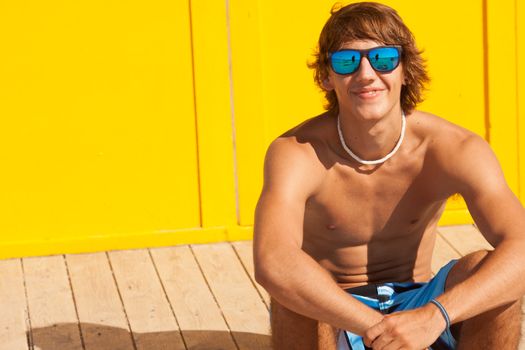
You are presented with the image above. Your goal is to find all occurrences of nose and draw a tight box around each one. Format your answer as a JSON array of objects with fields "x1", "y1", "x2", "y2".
[{"x1": 355, "y1": 56, "x2": 377, "y2": 81}]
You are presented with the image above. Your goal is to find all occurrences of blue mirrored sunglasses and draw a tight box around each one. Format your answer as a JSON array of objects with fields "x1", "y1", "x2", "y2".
[{"x1": 329, "y1": 46, "x2": 402, "y2": 75}]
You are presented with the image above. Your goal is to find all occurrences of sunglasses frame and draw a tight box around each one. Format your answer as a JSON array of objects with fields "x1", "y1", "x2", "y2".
[{"x1": 329, "y1": 45, "x2": 403, "y2": 75}]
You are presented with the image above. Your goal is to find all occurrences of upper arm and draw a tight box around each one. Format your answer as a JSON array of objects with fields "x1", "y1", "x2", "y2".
[
  {"x1": 446, "y1": 134, "x2": 525, "y2": 245},
  {"x1": 253, "y1": 137, "x2": 323, "y2": 263}
]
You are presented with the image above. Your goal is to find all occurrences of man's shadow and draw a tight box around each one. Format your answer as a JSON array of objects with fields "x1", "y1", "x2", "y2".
[{"x1": 29, "y1": 322, "x2": 272, "y2": 350}]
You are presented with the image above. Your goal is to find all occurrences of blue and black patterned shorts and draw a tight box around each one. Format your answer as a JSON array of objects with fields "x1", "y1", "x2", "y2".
[{"x1": 338, "y1": 260, "x2": 458, "y2": 350}]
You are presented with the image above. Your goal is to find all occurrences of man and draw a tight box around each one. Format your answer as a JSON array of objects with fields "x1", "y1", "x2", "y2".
[{"x1": 253, "y1": 2, "x2": 525, "y2": 349}]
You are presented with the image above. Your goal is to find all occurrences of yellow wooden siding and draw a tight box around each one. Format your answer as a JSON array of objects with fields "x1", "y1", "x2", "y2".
[
  {"x1": 0, "y1": 0, "x2": 523, "y2": 258},
  {"x1": 0, "y1": 1, "x2": 201, "y2": 258},
  {"x1": 518, "y1": 0, "x2": 525, "y2": 201},
  {"x1": 190, "y1": 0, "x2": 238, "y2": 229},
  {"x1": 231, "y1": 0, "x2": 488, "y2": 226},
  {"x1": 486, "y1": 0, "x2": 520, "y2": 195}
]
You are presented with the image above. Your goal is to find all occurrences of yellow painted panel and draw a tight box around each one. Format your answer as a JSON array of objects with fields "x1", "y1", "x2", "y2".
[
  {"x1": 0, "y1": 0, "x2": 200, "y2": 253},
  {"x1": 233, "y1": 0, "x2": 486, "y2": 226},
  {"x1": 0, "y1": 225, "x2": 253, "y2": 260},
  {"x1": 229, "y1": 0, "x2": 266, "y2": 227},
  {"x1": 486, "y1": 0, "x2": 519, "y2": 196},
  {"x1": 191, "y1": 0, "x2": 238, "y2": 227},
  {"x1": 518, "y1": 0, "x2": 525, "y2": 202}
]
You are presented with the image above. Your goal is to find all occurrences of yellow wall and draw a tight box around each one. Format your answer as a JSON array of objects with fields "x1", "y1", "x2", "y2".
[
  {"x1": 0, "y1": 0, "x2": 522, "y2": 258},
  {"x1": 518, "y1": 0, "x2": 525, "y2": 202},
  {"x1": 0, "y1": 1, "x2": 203, "y2": 257}
]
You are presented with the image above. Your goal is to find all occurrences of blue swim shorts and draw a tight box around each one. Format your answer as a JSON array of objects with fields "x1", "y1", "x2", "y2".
[{"x1": 338, "y1": 260, "x2": 458, "y2": 350}]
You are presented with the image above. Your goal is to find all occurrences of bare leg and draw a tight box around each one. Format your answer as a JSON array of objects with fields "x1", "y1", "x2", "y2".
[
  {"x1": 445, "y1": 250, "x2": 522, "y2": 349},
  {"x1": 270, "y1": 298, "x2": 337, "y2": 350}
]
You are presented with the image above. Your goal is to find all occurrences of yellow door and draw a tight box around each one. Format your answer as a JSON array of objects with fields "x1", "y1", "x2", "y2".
[
  {"x1": 518, "y1": 0, "x2": 525, "y2": 203},
  {"x1": 0, "y1": 1, "x2": 200, "y2": 257}
]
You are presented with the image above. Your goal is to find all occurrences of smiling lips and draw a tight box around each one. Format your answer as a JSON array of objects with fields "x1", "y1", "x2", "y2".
[{"x1": 353, "y1": 88, "x2": 384, "y2": 99}]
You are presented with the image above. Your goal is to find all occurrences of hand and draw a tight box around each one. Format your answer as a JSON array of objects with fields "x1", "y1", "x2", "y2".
[{"x1": 362, "y1": 304, "x2": 447, "y2": 350}]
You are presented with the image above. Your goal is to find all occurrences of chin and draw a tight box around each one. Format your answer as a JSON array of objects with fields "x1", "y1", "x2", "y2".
[{"x1": 353, "y1": 106, "x2": 389, "y2": 121}]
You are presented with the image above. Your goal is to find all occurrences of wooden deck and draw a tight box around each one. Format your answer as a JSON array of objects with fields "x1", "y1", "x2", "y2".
[{"x1": 1, "y1": 225, "x2": 523, "y2": 350}]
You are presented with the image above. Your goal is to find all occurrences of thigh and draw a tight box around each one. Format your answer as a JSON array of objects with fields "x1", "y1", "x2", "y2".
[
  {"x1": 444, "y1": 250, "x2": 523, "y2": 346},
  {"x1": 444, "y1": 250, "x2": 489, "y2": 292},
  {"x1": 270, "y1": 298, "x2": 337, "y2": 350},
  {"x1": 444, "y1": 250, "x2": 489, "y2": 340}
]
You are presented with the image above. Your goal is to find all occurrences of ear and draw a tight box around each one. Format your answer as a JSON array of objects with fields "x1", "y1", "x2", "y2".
[
  {"x1": 321, "y1": 75, "x2": 334, "y2": 91},
  {"x1": 401, "y1": 66, "x2": 407, "y2": 86}
]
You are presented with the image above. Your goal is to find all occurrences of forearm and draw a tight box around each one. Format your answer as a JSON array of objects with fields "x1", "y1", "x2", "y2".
[
  {"x1": 436, "y1": 238, "x2": 525, "y2": 324},
  {"x1": 255, "y1": 248, "x2": 383, "y2": 335}
]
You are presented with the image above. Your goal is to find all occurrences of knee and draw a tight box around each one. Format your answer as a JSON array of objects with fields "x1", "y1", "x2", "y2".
[{"x1": 445, "y1": 250, "x2": 490, "y2": 290}]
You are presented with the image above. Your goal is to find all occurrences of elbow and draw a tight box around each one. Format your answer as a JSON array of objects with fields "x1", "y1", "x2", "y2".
[
  {"x1": 254, "y1": 256, "x2": 281, "y2": 293},
  {"x1": 254, "y1": 260, "x2": 271, "y2": 288}
]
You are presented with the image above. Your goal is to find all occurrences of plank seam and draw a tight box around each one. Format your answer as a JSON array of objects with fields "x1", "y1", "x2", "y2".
[
  {"x1": 63, "y1": 255, "x2": 87, "y2": 350},
  {"x1": 105, "y1": 252, "x2": 138, "y2": 350},
  {"x1": 230, "y1": 243, "x2": 270, "y2": 310},
  {"x1": 189, "y1": 245, "x2": 241, "y2": 350},
  {"x1": 147, "y1": 248, "x2": 189, "y2": 350},
  {"x1": 20, "y1": 259, "x2": 34, "y2": 350},
  {"x1": 437, "y1": 230, "x2": 466, "y2": 257}
]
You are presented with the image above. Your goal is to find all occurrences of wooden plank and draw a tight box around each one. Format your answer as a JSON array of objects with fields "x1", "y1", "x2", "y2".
[
  {"x1": 23, "y1": 255, "x2": 83, "y2": 350},
  {"x1": 150, "y1": 246, "x2": 236, "y2": 350},
  {"x1": 192, "y1": 243, "x2": 271, "y2": 350},
  {"x1": 438, "y1": 225, "x2": 493, "y2": 256},
  {"x1": 66, "y1": 252, "x2": 135, "y2": 350},
  {"x1": 431, "y1": 234, "x2": 462, "y2": 274},
  {"x1": 0, "y1": 259, "x2": 30, "y2": 350},
  {"x1": 231, "y1": 241, "x2": 270, "y2": 309},
  {"x1": 108, "y1": 249, "x2": 185, "y2": 350}
]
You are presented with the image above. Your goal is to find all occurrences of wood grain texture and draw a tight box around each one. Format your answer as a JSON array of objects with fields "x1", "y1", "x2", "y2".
[
  {"x1": 23, "y1": 255, "x2": 83, "y2": 350},
  {"x1": 0, "y1": 259, "x2": 29, "y2": 350},
  {"x1": 66, "y1": 252, "x2": 135, "y2": 350},
  {"x1": 192, "y1": 243, "x2": 271, "y2": 350},
  {"x1": 3, "y1": 223, "x2": 523, "y2": 349},
  {"x1": 432, "y1": 233, "x2": 462, "y2": 274},
  {"x1": 231, "y1": 241, "x2": 270, "y2": 309},
  {"x1": 150, "y1": 246, "x2": 236, "y2": 350},
  {"x1": 108, "y1": 249, "x2": 185, "y2": 350},
  {"x1": 438, "y1": 225, "x2": 493, "y2": 256}
]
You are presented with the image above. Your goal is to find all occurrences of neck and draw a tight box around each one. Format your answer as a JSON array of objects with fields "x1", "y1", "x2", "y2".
[{"x1": 337, "y1": 109, "x2": 405, "y2": 162}]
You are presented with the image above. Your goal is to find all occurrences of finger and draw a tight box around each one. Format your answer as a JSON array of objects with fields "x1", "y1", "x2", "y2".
[
  {"x1": 370, "y1": 334, "x2": 395, "y2": 350},
  {"x1": 381, "y1": 339, "x2": 404, "y2": 350},
  {"x1": 363, "y1": 321, "x2": 386, "y2": 347}
]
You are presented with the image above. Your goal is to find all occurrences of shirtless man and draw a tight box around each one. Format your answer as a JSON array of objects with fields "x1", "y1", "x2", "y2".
[{"x1": 253, "y1": 2, "x2": 525, "y2": 349}]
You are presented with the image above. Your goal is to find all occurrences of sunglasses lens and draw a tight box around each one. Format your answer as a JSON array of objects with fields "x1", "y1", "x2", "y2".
[
  {"x1": 331, "y1": 50, "x2": 361, "y2": 74},
  {"x1": 368, "y1": 47, "x2": 400, "y2": 72}
]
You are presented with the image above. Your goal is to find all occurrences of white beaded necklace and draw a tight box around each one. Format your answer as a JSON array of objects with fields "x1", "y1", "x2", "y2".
[{"x1": 337, "y1": 113, "x2": 406, "y2": 165}]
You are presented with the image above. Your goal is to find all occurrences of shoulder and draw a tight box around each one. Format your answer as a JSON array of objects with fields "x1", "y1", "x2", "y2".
[
  {"x1": 262, "y1": 113, "x2": 331, "y2": 198},
  {"x1": 409, "y1": 110, "x2": 483, "y2": 159},
  {"x1": 411, "y1": 111, "x2": 504, "y2": 194},
  {"x1": 409, "y1": 110, "x2": 475, "y2": 142},
  {"x1": 265, "y1": 112, "x2": 333, "y2": 165}
]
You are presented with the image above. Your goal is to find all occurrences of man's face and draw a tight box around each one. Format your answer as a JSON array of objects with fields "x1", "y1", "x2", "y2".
[{"x1": 323, "y1": 39, "x2": 405, "y2": 120}]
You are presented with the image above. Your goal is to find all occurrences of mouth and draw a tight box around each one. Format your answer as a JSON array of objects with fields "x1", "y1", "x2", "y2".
[{"x1": 353, "y1": 88, "x2": 384, "y2": 99}]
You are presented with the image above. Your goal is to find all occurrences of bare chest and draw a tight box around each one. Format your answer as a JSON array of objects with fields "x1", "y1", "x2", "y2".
[{"x1": 303, "y1": 162, "x2": 447, "y2": 246}]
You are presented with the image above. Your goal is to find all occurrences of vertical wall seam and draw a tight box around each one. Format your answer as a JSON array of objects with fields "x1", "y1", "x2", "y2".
[
  {"x1": 482, "y1": 0, "x2": 491, "y2": 143},
  {"x1": 188, "y1": 0, "x2": 204, "y2": 228},
  {"x1": 226, "y1": 0, "x2": 241, "y2": 225},
  {"x1": 515, "y1": 0, "x2": 521, "y2": 199}
]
